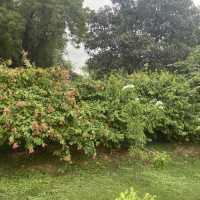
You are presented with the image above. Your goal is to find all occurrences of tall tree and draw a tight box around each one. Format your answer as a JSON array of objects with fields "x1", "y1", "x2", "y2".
[
  {"x1": 19, "y1": 0, "x2": 86, "y2": 67},
  {"x1": 86, "y1": 0, "x2": 200, "y2": 77},
  {"x1": 136, "y1": 0, "x2": 199, "y2": 45},
  {"x1": 0, "y1": 1, "x2": 24, "y2": 64},
  {"x1": 0, "y1": 0, "x2": 87, "y2": 67}
]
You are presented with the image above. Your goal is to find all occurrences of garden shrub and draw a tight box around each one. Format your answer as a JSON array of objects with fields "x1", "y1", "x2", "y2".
[
  {"x1": 151, "y1": 151, "x2": 171, "y2": 169},
  {"x1": 171, "y1": 45, "x2": 200, "y2": 76},
  {"x1": 75, "y1": 70, "x2": 200, "y2": 144},
  {"x1": 129, "y1": 147, "x2": 171, "y2": 168},
  {"x1": 0, "y1": 64, "x2": 75, "y2": 159},
  {"x1": 128, "y1": 71, "x2": 199, "y2": 142},
  {"x1": 129, "y1": 147, "x2": 150, "y2": 163},
  {"x1": 0, "y1": 64, "x2": 148, "y2": 159},
  {"x1": 116, "y1": 188, "x2": 156, "y2": 200},
  {"x1": 0, "y1": 61, "x2": 199, "y2": 160}
]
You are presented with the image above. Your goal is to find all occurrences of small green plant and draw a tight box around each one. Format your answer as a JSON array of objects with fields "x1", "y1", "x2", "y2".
[
  {"x1": 152, "y1": 151, "x2": 171, "y2": 168},
  {"x1": 129, "y1": 147, "x2": 150, "y2": 162},
  {"x1": 116, "y1": 188, "x2": 156, "y2": 200}
]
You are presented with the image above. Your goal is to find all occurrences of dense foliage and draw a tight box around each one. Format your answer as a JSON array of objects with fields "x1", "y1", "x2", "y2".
[
  {"x1": 116, "y1": 188, "x2": 156, "y2": 200},
  {"x1": 75, "y1": 71, "x2": 200, "y2": 143},
  {"x1": 0, "y1": 1, "x2": 24, "y2": 64},
  {"x1": 0, "y1": 61, "x2": 199, "y2": 160},
  {"x1": 0, "y1": 0, "x2": 86, "y2": 66},
  {"x1": 19, "y1": 0, "x2": 86, "y2": 67},
  {"x1": 86, "y1": 0, "x2": 200, "y2": 77},
  {"x1": 171, "y1": 45, "x2": 200, "y2": 76}
]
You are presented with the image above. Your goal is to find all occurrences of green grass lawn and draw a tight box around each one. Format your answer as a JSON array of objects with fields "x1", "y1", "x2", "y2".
[{"x1": 0, "y1": 144, "x2": 200, "y2": 200}]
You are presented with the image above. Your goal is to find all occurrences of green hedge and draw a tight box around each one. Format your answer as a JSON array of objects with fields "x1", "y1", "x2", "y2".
[
  {"x1": 0, "y1": 63, "x2": 199, "y2": 160},
  {"x1": 75, "y1": 71, "x2": 200, "y2": 143}
]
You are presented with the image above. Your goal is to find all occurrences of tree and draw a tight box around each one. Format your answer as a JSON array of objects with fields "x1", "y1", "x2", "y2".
[
  {"x1": 19, "y1": 0, "x2": 87, "y2": 67},
  {"x1": 86, "y1": 0, "x2": 200, "y2": 77},
  {"x1": 136, "y1": 0, "x2": 199, "y2": 45},
  {"x1": 0, "y1": 1, "x2": 24, "y2": 64},
  {"x1": 0, "y1": 0, "x2": 87, "y2": 67}
]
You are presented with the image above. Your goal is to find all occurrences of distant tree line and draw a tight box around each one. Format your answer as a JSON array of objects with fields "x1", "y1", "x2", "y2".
[
  {"x1": 0, "y1": 0, "x2": 200, "y2": 76},
  {"x1": 86, "y1": 0, "x2": 200, "y2": 78}
]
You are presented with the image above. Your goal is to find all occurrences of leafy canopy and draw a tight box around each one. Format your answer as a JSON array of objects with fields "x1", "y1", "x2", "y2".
[
  {"x1": 0, "y1": 1, "x2": 24, "y2": 65},
  {"x1": 0, "y1": 0, "x2": 87, "y2": 67},
  {"x1": 86, "y1": 0, "x2": 200, "y2": 78},
  {"x1": 19, "y1": 0, "x2": 87, "y2": 67}
]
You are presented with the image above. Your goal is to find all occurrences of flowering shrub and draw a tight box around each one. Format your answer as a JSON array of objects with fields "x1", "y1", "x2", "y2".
[
  {"x1": 0, "y1": 65, "x2": 75, "y2": 159},
  {"x1": 0, "y1": 62, "x2": 199, "y2": 160}
]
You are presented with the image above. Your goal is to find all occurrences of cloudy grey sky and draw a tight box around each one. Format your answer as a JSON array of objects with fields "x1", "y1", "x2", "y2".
[
  {"x1": 66, "y1": 0, "x2": 112, "y2": 72},
  {"x1": 194, "y1": 0, "x2": 200, "y2": 5},
  {"x1": 67, "y1": 0, "x2": 200, "y2": 72},
  {"x1": 84, "y1": 0, "x2": 112, "y2": 10}
]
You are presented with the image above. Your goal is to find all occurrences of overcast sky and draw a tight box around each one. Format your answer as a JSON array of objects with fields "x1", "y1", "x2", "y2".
[
  {"x1": 84, "y1": 0, "x2": 200, "y2": 9},
  {"x1": 84, "y1": 0, "x2": 112, "y2": 10},
  {"x1": 66, "y1": 0, "x2": 112, "y2": 73},
  {"x1": 194, "y1": 0, "x2": 200, "y2": 5},
  {"x1": 67, "y1": 0, "x2": 200, "y2": 72},
  {"x1": 84, "y1": 0, "x2": 200, "y2": 8}
]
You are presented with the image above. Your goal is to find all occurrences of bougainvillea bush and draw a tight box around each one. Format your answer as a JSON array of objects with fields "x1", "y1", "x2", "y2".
[{"x1": 0, "y1": 62, "x2": 199, "y2": 160}]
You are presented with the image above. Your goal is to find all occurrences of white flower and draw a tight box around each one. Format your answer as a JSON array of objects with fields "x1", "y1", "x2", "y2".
[
  {"x1": 122, "y1": 84, "x2": 135, "y2": 91},
  {"x1": 135, "y1": 98, "x2": 140, "y2": 101},
  {"x1": 155, "y1": 101, "x2": 163, "y2": 106},
  {"x1": 155, "y1": 101, "x2": 164, "y2": 109}
]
